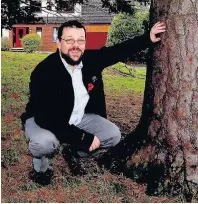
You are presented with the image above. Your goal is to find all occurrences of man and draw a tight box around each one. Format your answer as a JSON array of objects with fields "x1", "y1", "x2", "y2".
[{"x1": 21, "y1": 20, "x2": 166, "y2": 184}]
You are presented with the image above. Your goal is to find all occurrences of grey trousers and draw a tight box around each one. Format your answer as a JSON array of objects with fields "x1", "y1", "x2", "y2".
[{"x1": 25, "y1": 113, "x2": 121, "y2": 172}]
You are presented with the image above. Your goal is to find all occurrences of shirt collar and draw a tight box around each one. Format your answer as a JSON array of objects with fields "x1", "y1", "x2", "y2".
[{"x1": 59, "y1": 53, "x2": 83, "y2": 70}]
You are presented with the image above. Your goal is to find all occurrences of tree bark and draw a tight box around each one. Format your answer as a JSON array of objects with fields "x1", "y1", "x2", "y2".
[
  {"x1": 99, "y1": 0, "x2": 198, "y2": 201},
  {"x1": 128, "y1": 0, "x2": 198, "y2": 201}
]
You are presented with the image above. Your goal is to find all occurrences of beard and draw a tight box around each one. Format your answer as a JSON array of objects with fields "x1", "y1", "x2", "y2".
[{"x1": 60, "y1": 48, "x2": 83, "y2": 66}]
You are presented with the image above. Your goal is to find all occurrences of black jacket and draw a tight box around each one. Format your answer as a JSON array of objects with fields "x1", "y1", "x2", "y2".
[{"x1": 21, "y1": 33, "x2": 152, "y2": 151}]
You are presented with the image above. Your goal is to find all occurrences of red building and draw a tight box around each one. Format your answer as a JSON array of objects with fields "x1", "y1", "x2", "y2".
[{"x1": 8, "y1": 0, "x2": 114, "y2": 52}]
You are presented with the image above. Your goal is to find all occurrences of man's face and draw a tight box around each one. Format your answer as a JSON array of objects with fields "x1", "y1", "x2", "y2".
[{"x1": 56, "y1": 27, "x2": 86, "y2": 62}]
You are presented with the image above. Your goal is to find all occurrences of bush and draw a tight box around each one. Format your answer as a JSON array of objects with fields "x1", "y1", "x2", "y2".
[
  {"x1": 1, "y1": 37, "x2": 12, "y2": 51},
  {"x1": 106, "y1": 10, "x2": 149, "y2": 63},
  {"x1": 21, "y1": 34, "x2": 42, "y2": 53}
]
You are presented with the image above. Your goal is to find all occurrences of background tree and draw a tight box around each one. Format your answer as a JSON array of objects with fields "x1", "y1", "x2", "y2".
[
  {"x1": 1, "y1": 0, "x2": 149, "y2": 29},
  {"x1": 101, "y1": 0, "x2": 198, "y2": 202},
  {"x1": 1, "y1": 0, "x2": 42, "y2": 29},
  {"x1": 106, "y1": 12, "x2": 149, "y2": 46},
  {"x1": 106, "y1": 7, "x2": 149, "y2": 63}
]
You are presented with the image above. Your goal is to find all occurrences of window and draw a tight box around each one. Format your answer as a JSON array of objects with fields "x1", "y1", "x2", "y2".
[
  {"x1": 19, "y1": 29, "x2": 24, "y2": 39},
  {"x1": 36, "y1": 27, "x2": 42, "y2": 38},
  {"x1": 26, "y1": 27, "x2": 29, "y2": 35},
  {"x1": 53, "y1": 27, "x2": 58, "y2": 43},
  {"x1": 55, "y1": 0, "x2": 74, "y2": 13}
]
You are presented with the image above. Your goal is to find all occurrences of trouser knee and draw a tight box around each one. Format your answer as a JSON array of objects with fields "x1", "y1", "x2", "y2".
[
  {"x1": 101, "y1": 125, "x2": 121, "y2": 148},
  {"x1": 110, "y1": 125, "x2": 121, "y2": 146},
  {"x1": 28, "y1": 137, "x2": 60, "y2": 158}
]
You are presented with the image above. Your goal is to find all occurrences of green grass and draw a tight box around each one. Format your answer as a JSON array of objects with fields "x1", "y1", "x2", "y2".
[
  {"x1": 2, "y1": 52, "x2": 146, "y2": 98},
  {"x1": 103, "y1": 68, "x2": 146, "y2": 94},
  {"x1": 103, "y1": 63, "x2": 146, "y2": 94},
  {"x1": 2, "y1": 52, "x2": 48, "y2": 105}
]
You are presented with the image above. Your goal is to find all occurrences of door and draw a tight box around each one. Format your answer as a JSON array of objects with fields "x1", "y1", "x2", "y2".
[{"x1": 15, "y1": 27, "x2": 27, "y2": 48}]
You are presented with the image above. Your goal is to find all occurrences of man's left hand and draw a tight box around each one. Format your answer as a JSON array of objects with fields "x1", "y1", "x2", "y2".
[
  {"x1": 150, "y1": 21, "x2": 166, "y2": 43},
  {"x1": 89, "y1": 136, "x2": 100, "y2": 152}
]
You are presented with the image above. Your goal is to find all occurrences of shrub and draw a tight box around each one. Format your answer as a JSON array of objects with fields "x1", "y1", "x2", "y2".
[
  {"x1": 106, "y1": 10, "x2": 149, "y2": 63},
  {"x1": 1, "y1": 37, "x2": 12, "y2": 51},
  {"x1": 21, "y1": 33, "x2": 42, "y2": 53}
]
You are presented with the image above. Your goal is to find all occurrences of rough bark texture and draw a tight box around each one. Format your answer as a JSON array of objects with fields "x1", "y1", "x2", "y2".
[
  {"x1": 129, "y1": 0, "x2": 198, "y2": 201},
  {"x1": 99, "y1": 0, "x2": 198, "y2": 201}
]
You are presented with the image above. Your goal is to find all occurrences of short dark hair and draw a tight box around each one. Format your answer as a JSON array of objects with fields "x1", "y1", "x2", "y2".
[{"x1": 57, "y1": 20, "x2": 86, "y2": 40}]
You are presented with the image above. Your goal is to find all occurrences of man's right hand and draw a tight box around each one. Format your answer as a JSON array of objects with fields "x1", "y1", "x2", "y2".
[{"x1": 89, "y1": 136, "x2": 100, "y2": 152}]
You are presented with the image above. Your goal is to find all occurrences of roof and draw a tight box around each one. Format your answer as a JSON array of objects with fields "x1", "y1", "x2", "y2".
[{"x1": 37, "y1": 0, "x2": 114, "y2": 25}]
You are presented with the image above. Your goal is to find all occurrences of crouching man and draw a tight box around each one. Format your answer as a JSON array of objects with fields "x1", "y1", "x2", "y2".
[{"x1": 21, "y1": 20, "x2": 166, "y2": 185}]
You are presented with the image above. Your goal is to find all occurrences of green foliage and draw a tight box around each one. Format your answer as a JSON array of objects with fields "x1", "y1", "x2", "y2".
[
  {"x1": 106, "y1": 9, "x2": 149, "y2": 63},
  {"x1": 107, "y1": 13, "x2": 143, "y2": 46},
  {"x1": 1, "y1": 37, "x2": 12, "y2": 51},
  {"x1": 1, "y1": 0, "x2": 42, "y2": 29},
  {"x1": 21, "y1": 34, "x2": 42, "y2": 53}
]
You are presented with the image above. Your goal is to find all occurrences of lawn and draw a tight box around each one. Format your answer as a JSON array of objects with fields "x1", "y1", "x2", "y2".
[
  {"x1": 1, "y1": 51, "x2": 177, "y2": 203},
  {"x1": 104, "y1": 66, "x2": 146, "y2": 94}
]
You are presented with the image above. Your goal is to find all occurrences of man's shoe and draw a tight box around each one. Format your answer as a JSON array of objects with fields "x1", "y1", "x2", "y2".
[{"x1": 29, "y1": 168, "x2": 53, "y2": 186}]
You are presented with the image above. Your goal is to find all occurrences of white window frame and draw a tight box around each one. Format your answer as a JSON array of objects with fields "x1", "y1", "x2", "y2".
[
  {"x1": 53, "y1": 27, "x2": 58, "y2": 43},
  {"x1": 36, "y1": 27, "x2": 42, "y2": 38}
]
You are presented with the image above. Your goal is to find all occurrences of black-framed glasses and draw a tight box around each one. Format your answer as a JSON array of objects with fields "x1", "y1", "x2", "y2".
[{"x1": 61, "y1": 38, "x2": 86, "y2": 45}]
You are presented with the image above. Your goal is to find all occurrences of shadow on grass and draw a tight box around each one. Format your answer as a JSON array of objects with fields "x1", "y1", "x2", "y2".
[
  {"x1": 96, "y1": 124, "x2": 167, "y2": 197},
  {"x1": 97, "y1": 125, "x2": 149, "y2": 174}
]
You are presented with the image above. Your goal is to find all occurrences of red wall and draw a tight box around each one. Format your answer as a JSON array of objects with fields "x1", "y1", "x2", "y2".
[{"x1": 86, "y1": 32, "x2": 108, "y2": 49}]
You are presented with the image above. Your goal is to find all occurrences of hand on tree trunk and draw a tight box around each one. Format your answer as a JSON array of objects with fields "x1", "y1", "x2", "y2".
[{"x1": 150, "y1": 22, "x2": 166, "y2": 43}]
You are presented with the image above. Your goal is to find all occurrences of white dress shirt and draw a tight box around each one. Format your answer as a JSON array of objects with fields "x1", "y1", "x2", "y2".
[{"x1": 60, "y1": 55, "x2": 89, "y2": 125}]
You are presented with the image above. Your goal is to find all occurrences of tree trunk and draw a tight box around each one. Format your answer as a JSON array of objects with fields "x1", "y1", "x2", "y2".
[
  {"x1": 99, "y1": 0, "x2": 198, "y2": 201},
  {"x1": 128, "y1": 0, "x2": 198, "y2": 201}
]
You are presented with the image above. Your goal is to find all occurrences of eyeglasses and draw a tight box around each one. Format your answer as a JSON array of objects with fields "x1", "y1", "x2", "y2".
[{"x1": 61, "y1": 38, "x2": 86, "y2": 45}]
